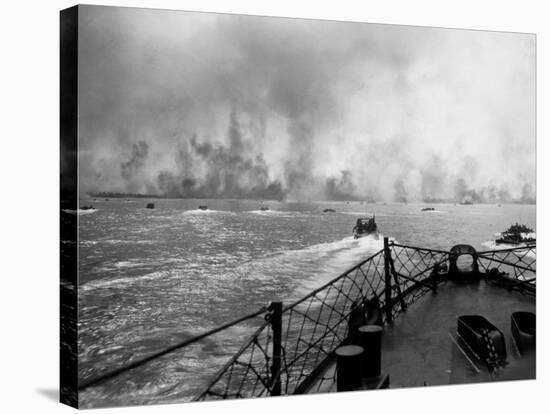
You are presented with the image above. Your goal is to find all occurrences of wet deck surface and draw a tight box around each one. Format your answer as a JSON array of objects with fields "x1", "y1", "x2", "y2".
[
  {"x1": 305, "y1": 280, "x2": 535, "y2": 394},
  {"x1": 383, "y1": 281, "x2": 535, "y2": 388}
]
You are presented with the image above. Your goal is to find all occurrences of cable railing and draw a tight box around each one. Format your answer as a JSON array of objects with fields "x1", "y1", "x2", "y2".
[
  {"x1": 477, "y1": 244, "x2": 536, "y2": 294},
  {"x1": 79, "y1": 239, "x2": 536, "y2": 403}
]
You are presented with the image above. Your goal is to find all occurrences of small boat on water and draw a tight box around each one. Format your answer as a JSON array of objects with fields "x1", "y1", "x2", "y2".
[
  {"x1": 260, "y1": 207, "x2": 270, "y2": 211},
  {"x1": 145, "y1": 203, "x2": 155, "y2": 209},
  {"x1": 323, "y1": 208, "x2": 336, "y2": 213},
  {"x1": 352, "y1": 215, "x2": 378, "y2": 239},
  {"x1": 80, "y1": 205, "x2": 94, "y2": 210},
  {"x1": 198, "y1": 205, "x2": 208, "y2": 211},
  {"x1": 421, "y1": 207, "x2": 435, "y2": 211},
  {"x1": 495, "y1": 223, "x2": 535, "y2": 245}
]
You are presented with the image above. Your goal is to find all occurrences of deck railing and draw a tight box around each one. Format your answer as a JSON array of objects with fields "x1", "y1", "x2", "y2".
[
  {"x1": 79, "y1": 240, "x2": 536, "y2": 403},
  {"x1": 477, "y1": 244, "x2": 536, "y2": 294}
]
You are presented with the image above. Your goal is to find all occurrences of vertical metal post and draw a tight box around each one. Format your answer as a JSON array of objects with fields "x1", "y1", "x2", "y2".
[
  {"x1": 269, "y1": 301, "x2": 282, "y2": 396},
  {"x1": 336, "y1": 345, "x2": 364, "y2": 391},
  {"x1": 357, "y1": 325, "x2": 383, "y2": 378},
  {"x1": 383, "y1": 237, "x2": 393, "y2": 325},
  {"x1": 430, "y1": 263, "x2": 439, "y2": 293}
]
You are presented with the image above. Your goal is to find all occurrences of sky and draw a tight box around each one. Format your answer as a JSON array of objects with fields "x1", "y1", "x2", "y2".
[{"x1": 77, "y1": 5, "x2": 536, "y2": 203}]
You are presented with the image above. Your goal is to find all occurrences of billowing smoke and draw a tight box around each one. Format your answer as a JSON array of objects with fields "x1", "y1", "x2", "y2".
[
  {"x1": 152, "y1": 111, "x2": 284, "y2": 199},
  {"x1": 78, "y1": 7, "x2": 535, "y2": 203},
  {"x1": 120, "y1": 141, "x2": 149, "y2": 180},
  {"x1": 394, "y1": 179, "x2": 408, "y2": 203},
  {"x1": 325, "y1": 170, "x2": 361, "y2": 201}
]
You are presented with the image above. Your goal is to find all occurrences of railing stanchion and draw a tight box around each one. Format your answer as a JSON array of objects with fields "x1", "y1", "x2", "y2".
[
  {"x1": 388, "y1": 243, "x2": 407, "y2": 312},
  {"x1": 269, "y1": 301, "x2": 282, "y2": 396},
  {"x1": 383, "y1": 237, "x2": 393, "y2": 325}
]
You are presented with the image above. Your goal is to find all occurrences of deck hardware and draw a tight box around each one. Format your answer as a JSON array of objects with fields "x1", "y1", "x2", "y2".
[
  {"x1": 357, "y1": 325, "x2": 383, "y2": 378},
  {"x1": 335, "y1": 345, "x2": 364, "y2": 391},
  {"x1": 383, "y1": 237, "x2": 393, "y2": 325},
  {"x1": 269, "y1": 301, "x2": 283, "y2": 396},
  {"x1": 510, "y1": 312, "x2": 535, "y2": 356}
]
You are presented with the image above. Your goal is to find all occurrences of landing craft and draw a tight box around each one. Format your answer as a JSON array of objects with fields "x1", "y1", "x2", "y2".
[
  {"x1": 495, "y1": 223, "x2": 536, "y2": 245},
  {"x1": 352, "y1": 215, "x2": 378, "y2": 239}
]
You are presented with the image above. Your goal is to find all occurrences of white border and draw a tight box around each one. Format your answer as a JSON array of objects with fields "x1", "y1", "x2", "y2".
[{"x1": 1, "y1": 1, "x2": 546, "y2": 413}]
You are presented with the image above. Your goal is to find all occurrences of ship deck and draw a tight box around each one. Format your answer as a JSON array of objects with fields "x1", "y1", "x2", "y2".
[{"x1": 303, "y1": 280, "x2": 535, "y2": 394}]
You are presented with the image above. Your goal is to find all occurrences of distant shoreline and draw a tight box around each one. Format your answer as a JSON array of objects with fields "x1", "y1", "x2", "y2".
[{"x1": 86, "y1": 192, "x2": 535, "y2": 205}]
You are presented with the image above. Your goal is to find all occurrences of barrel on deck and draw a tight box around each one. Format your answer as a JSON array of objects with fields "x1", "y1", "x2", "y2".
[
  {"x1": 357, "y1": 325, "x2": 383, "y2": 378},
  {"x1": 511, "y1": 312, "x2": 535, "y2": 355},
  {"x1": 335, "y1": 345, "x2": 364, "y2": 391}
]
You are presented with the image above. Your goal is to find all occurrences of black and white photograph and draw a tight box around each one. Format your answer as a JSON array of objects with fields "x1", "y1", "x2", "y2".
[{"x1": 56, "y1": 2, "x2": 537, "y2": 411}]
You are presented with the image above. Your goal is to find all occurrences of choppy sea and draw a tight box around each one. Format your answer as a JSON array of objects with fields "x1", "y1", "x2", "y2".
[{"x1": 74, "y1": 198, "x2": 535, "y2": 407}]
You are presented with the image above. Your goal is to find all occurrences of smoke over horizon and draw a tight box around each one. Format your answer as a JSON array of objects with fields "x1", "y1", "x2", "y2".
[{"x1": 78, "y1": 7, "x2": 536, "y2": 203}]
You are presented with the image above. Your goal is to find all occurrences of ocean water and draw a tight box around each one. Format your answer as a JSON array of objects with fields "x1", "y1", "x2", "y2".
[{"x1": 76, "y1": 199, "x2": 535, "y2": 407}]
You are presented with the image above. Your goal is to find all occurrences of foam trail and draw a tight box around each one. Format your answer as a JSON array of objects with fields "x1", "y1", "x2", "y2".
[
  {"x1": 63, "y1": 208, "x2": 98, "y2": 215},
  {"x1": 181, "y1": 209, "x2": 235, "y2": 215},
  {"x1": 249, "y1": 210, "x2": 307, "y2": 217},
  {"x1": 81, "y1": 270, "x2": 169, "y2": 292}
]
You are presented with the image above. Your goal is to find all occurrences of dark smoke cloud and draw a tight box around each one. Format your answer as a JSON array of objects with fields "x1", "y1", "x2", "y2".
[
  {"x1": 121, "y1": 141, "x2": 149, "y2": 180},
  {"x1": 155, "y1": 111, "x2": 284, "y2": 199},
  {"x1": 325, "y1": 170, "x2": 361, "y2": 201},
  {"x1": 393, "y1": 179, "x2": 408, "y2": 203},
  {"x1": 77, "y1": 6, "x2": 535, "y2": 203}
]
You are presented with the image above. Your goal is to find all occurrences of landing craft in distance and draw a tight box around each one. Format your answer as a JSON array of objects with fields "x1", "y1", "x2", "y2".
[{"x1": 352, "y1": 215, "x2": 379, "y2": 239}]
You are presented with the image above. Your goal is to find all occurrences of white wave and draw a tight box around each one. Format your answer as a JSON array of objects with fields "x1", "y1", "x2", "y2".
[
  {"x1": 298, "y1": 234, "x2": 384, "y2": 255},
  {"x1": 80, "y1": 240, "x2": 98, "y2": 247},
  {"x1": 181, "y1": 209, "x2": 235, "y2": 215},
  {"x1": 249, "y1": 209, "x2": 304, "y2": 217},
  {"x1": 62, "y1": 208, "x2": 98, "y2": 215},
  {"x1": 291, "y1": 234, "x2": 389, "y2": 296},
  {"x1": 91, "y1": 239, "x2": 155, "y2": 245},
  {"x1": 113, "y1": 260, "x2": 148, "y2": 269},
  {"x1": 81, "y1": 270, "x2": 168, "y2": 292}
]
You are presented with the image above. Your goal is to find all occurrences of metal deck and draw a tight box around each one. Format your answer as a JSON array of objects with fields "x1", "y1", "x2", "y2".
[{"x1": 303, "y1": 280, "x2": 535, "y2": 394}]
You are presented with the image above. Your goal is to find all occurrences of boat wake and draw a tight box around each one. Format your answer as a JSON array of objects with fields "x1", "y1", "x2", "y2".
[
  {"x1": 181, "y1": 209, "x2": 235, "y2": 215},
  {"x1": 62, "y1": 208, "x2": 98, "y2": 215},
  {"x1": 81, "y1": 234, "x2": 390, "y2": 296},
  {"x1": 249, "y1": 209, "x2": 306, "y2": 217},
  {"x1": 294, "y1": 235, "x2": 388, "y2": 296}
]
